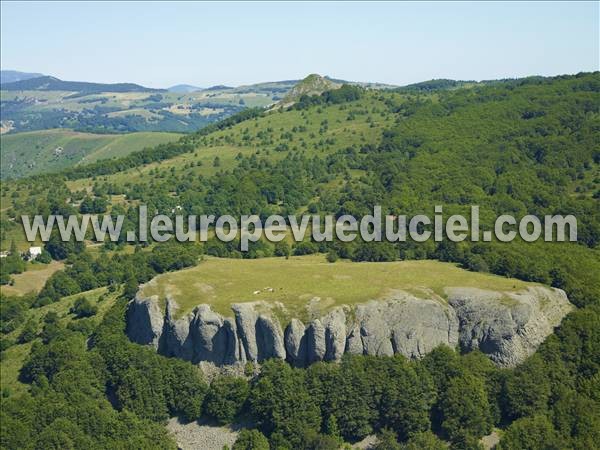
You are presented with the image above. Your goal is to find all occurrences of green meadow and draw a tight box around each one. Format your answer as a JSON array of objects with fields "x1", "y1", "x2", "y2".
[
  {"x1": 139, "y1": 254, "x2": 532, "y2": 320},
  {"x1": 1, "y1": 129, "x2": 182, "y2": 179},
  {"x1": 0, "y1": 261, "x2": 64, "y2": 297}
]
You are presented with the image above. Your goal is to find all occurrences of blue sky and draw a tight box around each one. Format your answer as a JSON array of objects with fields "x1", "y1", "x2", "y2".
[{"x1": 1, "y1": 1, "x2": 598, "y2": 88}]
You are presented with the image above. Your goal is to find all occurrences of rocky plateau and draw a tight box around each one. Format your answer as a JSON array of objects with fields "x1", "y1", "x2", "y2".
[{"x1": 126, "y1": 286, "x2": 572, "y2": 368}]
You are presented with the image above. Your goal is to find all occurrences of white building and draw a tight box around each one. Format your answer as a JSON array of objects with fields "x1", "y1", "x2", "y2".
[{"x1": 27, "y1": 246, "x2": 42, "y2": 260}]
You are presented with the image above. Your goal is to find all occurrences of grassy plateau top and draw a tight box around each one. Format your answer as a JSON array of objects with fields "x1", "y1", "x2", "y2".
[{"x1": 139, "y1": 255, "x2": 534, "y2": 319}]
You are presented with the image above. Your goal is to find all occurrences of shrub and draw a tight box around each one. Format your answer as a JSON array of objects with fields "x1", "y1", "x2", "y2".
[
  {"x1": 233, "y1": 429, "x2": 269, "y2": 450},
  {"x1": 326, "y1": 250, "x2": 338, "y2": 263},
  {"x1": 18, "y1": 319, "x2": 38, "y2": 344},
  {"x1": 70, "y1": 297, "x2": 98, "y2": 318}
]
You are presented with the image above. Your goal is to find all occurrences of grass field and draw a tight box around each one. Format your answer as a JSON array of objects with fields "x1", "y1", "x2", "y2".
[
  {"x1": 0, "y1": 129, "x2": 182, "y2": 178},
  {"x1": 0, "y1": 261, "x2": 64, "y2": 296},
  {"x1": 139, "y1": 255, "x2": 533, "y2": 320}
]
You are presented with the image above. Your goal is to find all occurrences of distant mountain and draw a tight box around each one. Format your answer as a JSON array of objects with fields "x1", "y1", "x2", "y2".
[
  {"x1": 1, "y1": 75, "x2": 163, "y2": 93},
  {"x1": 204, "y1": 85, "x2": 234, "y2": 91},
  {"x1": 1, "y1": 70, "x2": 45, "y2": 85},
  {"x1": 168, "y1": 84, "x2": 203, "y2": 93}
]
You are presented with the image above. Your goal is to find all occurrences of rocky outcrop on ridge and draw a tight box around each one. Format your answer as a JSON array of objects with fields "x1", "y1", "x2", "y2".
[
  {"x1": 276, "y1": 74, "x2": 339, "y2": 109},
  {"x1": 126, "y1": 286, "x2": 572, "y2": 368}
]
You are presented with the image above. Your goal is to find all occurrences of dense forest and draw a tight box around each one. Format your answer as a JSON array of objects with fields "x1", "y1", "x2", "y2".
[{"x1": 1, "y1": 72, "x2": 599, "y2": 449}]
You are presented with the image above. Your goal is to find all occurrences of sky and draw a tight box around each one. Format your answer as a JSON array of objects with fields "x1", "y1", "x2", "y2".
[{"x1": 1, "y1": 1, "x2": 598, "y2": 88}]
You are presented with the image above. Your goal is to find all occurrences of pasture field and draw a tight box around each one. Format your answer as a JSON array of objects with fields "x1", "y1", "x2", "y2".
[
  {"x1": 0, "y1": 129, "x2": 182, "y2": 178},
  {"x1": 139, "y1": 254, "x2": 532, "y2": 319},
  {"x1": 0, "y1": 261, "x2": 64, "y2": 296}
]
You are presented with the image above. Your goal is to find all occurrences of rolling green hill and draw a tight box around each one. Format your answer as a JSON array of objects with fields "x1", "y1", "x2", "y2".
[
  {"x1": 0, "y1": 74, "x2": 400, "y2": 135},
  {"x1": 0, "y1": 88, "x2": 268, "y2": 134},
  {"x1": 0, "y1": 78, "x2": 295, "y2": 134},
  {"x1": 3, "y1": 73, "x2": 597, "y2": 307},
  {"x1": 0, "y1": 129, "x2": 182, "y2": 179},
  {"x1": 1, "y1": 72, "x2": 599, "y2": 450},
  {"x1": 13, "y1": 72, "x2": 596, "y2": 305}
]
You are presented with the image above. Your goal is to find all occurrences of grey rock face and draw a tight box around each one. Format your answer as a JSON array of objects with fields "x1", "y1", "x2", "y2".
[
  {"x1": 256, "y1": 315, "x2": 286, "y2": 361},
  {"x1": 284, "y1": 319, "x2": 307, "y2": 366},
  {"x1": 348, "y1": 293, "x2": 458, "y2": 359},
  {"x1": 231, "y1": 303, "x2": 285, "y2": 363},
  {"x1": 346, "y1": 325, "x2": 364, "y2": 356},
  {"x1": 190, "y1": 305, "x2": 223, "y2": 361},
  {"x1": 303, "y1": 311, "x2": 347, "y2": 363},
  {"x1": 306, "y1": 319, "x2": 326, "y2": 363},
  {"x1": 447, "y1": 286, "x2": 572, "y2": 366},
  {"x1": 323, "y1": 309, "x2": 347, "y2": 361},
  {"x1": 126, "y1": 295, "x2": 164, "y2": 349},
  {"x1": 222, "y1": 318, "x2": 243, "y2": 365},
  {"x1": 126, "y1": 285, "x2": 572, "y2": 368},
  {"x1": 191, "y1": 305, "x2": 239, "y2": 365},
  {"x1": 232, "y1": 304, "x2": 259, "y2": 362},
  {"x1": 354, "y1": 302, "x2": 395, "y2": 357},
  {"x1": 160, "y1": 298, "x2": 195, "y2": 360}
]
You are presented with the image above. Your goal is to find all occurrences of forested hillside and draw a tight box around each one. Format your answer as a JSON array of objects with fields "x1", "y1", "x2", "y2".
[{"x1": 1, "y1": 72, "x2": 599, "y2": 449}]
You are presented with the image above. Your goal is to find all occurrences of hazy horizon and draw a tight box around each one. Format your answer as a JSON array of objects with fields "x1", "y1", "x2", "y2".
[
  {"x1": 2, "y1": 67, "x2": 599, "y2": 90},
  {"x1": 1, "y1": 2, "x2": 598, "y2": 88}
]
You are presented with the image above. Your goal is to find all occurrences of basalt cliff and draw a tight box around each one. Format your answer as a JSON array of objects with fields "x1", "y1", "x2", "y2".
[{"x1": 126, "y1": 286, "x2": 572, "y2": 368}]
